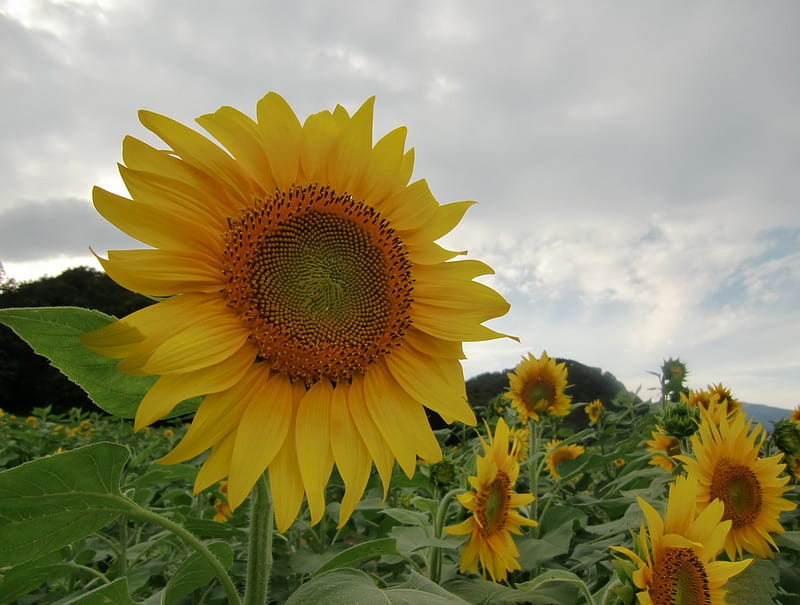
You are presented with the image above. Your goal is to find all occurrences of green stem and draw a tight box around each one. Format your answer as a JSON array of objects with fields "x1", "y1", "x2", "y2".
[
  {"x1": 122, "y1": 500, "x2": 242, "y2": 605},
  {"x1": 117, "y1": 517, "x2": 128, "y2": 576},
  {"x1": 244, "y1": 473, "x2": 274, "y2": 605},
  {"x1": 430, "y1": 487, "x2": 462, "y2": 584},
  {"x1": 528, "y1": 419, "x2": 541, "y2": 532}
]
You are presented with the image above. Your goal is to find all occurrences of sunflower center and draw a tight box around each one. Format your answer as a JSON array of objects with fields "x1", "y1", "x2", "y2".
[
  {"x1": 222, "y1": 184, "x2": 413, "y2": 385},
  {"x1": 524, "y1": 382, "x2": 554, "y2": 411},
  {"x1": 649, "y1": 547, "x2": 710, "y2": 605},
  {"x1": 709, "y1": 459, "x2": 762, "y2": 528},
  {"x1": 477, "y1": 471, "x2": 511, "y2": 535}
]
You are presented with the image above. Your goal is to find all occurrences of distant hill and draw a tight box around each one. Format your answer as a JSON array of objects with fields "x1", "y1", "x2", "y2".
[{"x1": 741, "y1": 402, "x2": 794, "y2": 430}]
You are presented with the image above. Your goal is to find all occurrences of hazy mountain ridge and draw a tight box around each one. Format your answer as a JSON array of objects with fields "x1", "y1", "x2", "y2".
[{"x1": 741, "y1": 402, "x2": 794, "y2": 429}]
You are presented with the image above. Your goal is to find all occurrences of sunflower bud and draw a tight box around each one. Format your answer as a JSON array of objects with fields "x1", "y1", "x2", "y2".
[
  {"x1": 659, "y1": 403, "x2": 699, "y2": 439},
  {"x1": 773, "y1": 420, "x2": 800, "y2": 456},
  {"x1": 431, "y1": 461, "x2": 456, "y2": 487}
]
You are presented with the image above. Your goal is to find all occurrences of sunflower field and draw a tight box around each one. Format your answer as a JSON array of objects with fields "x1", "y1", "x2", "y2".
[
  {"x1": 0, "y1": 343, "x2": 798, "y2": 604},
  {"x1": 1, "y1": 93, "x2": 799, "y2": 604}
]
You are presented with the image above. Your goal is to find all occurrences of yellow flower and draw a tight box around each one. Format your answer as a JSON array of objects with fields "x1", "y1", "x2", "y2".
[
  {"x1": 25, "y1": 416, "x2": 37, "y2": 426},
  {"x1": 611, "y1": 474, "x2": 751, "y2": 605},
  {"x1": 544, "y1": 439, "x2": 585, "y2": 479},
  {"x1": 213, "y1": 498, "x2": 233, "y2": 522},
  {"x1": 81, "y1": 93, "x2": 511, "y2": 532},
  {"x1": 645, "y1": 425, "x2": 680, "y2": 473},
  {"x1": 0, "y1": 408, "x2": 4, "y2": 418},
  {"x1": 509, "y1": 426, "x2": 529, "y2": 462},
  {"x1": 445, "y1": 418, "x2": 537, "y2": 582},
  {"x1": 678, "y1": 408, "x2": 797, "y2": 559},
  {"x1": 80, "y1": 419, "x2": 91, "y2": 430},
  {"x1": 790, "y1": 405, "x2": 800, "y2": 425},
  {"x1": 505, "y1": 352, "x2": 571, "y2": 422},
  {"x1": 614, "y1": 458, "x2": 626, "y2": 467},
  {"x1": 584, "y1": 399, "x2": 603, "y2": 424},
  {"x1": 163, "y1": 428, "x2": 174, "y2": 438},
  {"x1": 706, "y1": 383, "x2": 742, "y2": 416}
]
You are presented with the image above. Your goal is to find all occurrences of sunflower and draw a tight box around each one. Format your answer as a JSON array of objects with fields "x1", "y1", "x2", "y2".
[
  {"x1": 509, "y1": 426, "x2": 529, "y2": 462},
  {"x1": 544, "y1": 439, "x2": 585, "y2": 479},
  {"x1": 505, "y1": 352, "x2": 571, "y2": 422},
  {"x1": 645, "y1": 425, "x2": 680, "y2": 473},
  {"x1": 444, "y1": 418, "x2": 537, "y2": 582},
  {"x1": 585, "y1": 399, "x2": 603, "y2": 424},
  {"x1": 677, "y1": 408, "x2": 797, "y2": 559},
  {"x1": 790, "y1": 404, "x2": 800, "y2": 425},
  {"x1": 706, "y1": 383, "x2": 742, "y2": 416},
  {"x1": 611, "y1": 474, "x2": 751, "y2": 605},
  {"x1": 81, "y1": 93, "x2": 512, "y2": 531}
]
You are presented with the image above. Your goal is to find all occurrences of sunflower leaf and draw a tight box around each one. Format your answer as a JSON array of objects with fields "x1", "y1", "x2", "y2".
[
  {"x1": 0, "y1": 306, "x2": 198, "y2": 418},
  {"x1": 0, "y1": 442, "x2": 131, "y2": 567},
  {"x1": 162, "y1": 541, "x2": 234, "y2": 605},
  {"x1": 59, "y1": 577, "x2": 139, "y2": 605},
  {"x1": 723, "y1": 558, "x2": 779, "y2": 605},
  {"x1": 285, "y1": 569, "x2": 389, "y2": 604},
  {"x1": 311, "y1": 537, "x2": 405, "y2": 576}
]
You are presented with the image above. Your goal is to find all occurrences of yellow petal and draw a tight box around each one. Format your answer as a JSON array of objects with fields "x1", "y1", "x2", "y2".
[
  {"x1": 378, "y1": 179, "x2": 438, "y2": 231},
  {"x1": 99, "y1": 249, "x2": 223, "y2": 297},
  {"x1": 269, "y1": 387, "x2": 305, "y2": 533},
  {"x1": 329, "y1": 383, "x2": 372, "y2": 527},
  {"x1": 299, "y1": 110, "x2": 339, "y2": 182},
  {"x1": 138, "y1": 109, "x2": 255, "y2": 204},
  {"x1": 356, "y1": 126, "x2": 410, "y2": 203},
  {"x1": 348, "y1": 375, "x2": 395, "y2": 497},
  {"x1": 156, "y1": 367, "x2": 259, "y2": 464},
  {"x1": 328, "y1": 97, "x2": 374, "y2": 192},
  {"x1": 256, "y1": 92, "x2": 303, "y2": 190},
  {"x1": 135, "y1": 341, "x2": 257, "y2": 428},
  {"x1": 196, "y1": 105, "x2": 274, "y2": 192},
  {"x1": 363, "y1": 362, "x2": 442, "y2": 477},
  {"x1": 384, "y1": 346, "x2": 475, "y2": 425},
  {"x1": 227, "y1": 371, "x2": 294, "y2": 510},
  {"x1": 193, "y1": 430, "x2": 235, "y2": 495},
  {"x1": 294, "y1": 380, "x2": 335, "y2": 525}
]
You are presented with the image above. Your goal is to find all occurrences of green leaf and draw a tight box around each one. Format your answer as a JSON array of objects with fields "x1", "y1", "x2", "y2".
[
  {"x1": 0, "y1": 560, "x2": 72, "y2": 602},
  {"x1": 285, "y1": 568, "x2": 389, "y2": 605},
  {"x1": 312, "y1": 537, "x2": 404, "y2": 576},
  {"x1": 387, "y1": 572, "x2": 470, "y2": 605},
  {"x1": 723, "y1": 558, "x2": 779, "y2": 605},
  {"x1": 162, "y1": 541, "x2": 234, "y2": 605},
  {"x1": 516, "y1": 570, "x2": 595, "y2": 605},
  {"x1": 0, "y1": 306, "x2": 198, "y2": 418},
  {"x1": 0, "y1": 442, "x2": 131, "y2": 566},
  {"x1": 60, "y1": 577, "x2": 140, "y2": 605}
]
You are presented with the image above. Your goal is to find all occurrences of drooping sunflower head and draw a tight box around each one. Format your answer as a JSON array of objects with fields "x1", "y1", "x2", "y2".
[
  {"x1": 584, "y1": 399, "x2": 604, "y2": 424},
  {"x1": 81, "y1": 93, "x2": 513, "y2": 531},
  {"x1": 544, "y1": 439, "x2": 585, "y2": 480},
  {"x1": 611, "y1": 474, "x2": 751, "y2": 605},
  {"x1": 509, "y1": 425, "x2": 529, "y2": 462},
  {"x1": 504, "y1": 351, "x2": 571, "y2": 422},
  {"x1": 645, "y1": 425, "x2": 681, "y2": 473},
  {"x1": 772, "y1": 420, "x2": 800, "y2": 458},
  {"x1": 444, "y1": 417, "x2": 537, "y2": 582},
  {"x1": 677, "y1": 408, "x2": 798, "y2": 559}
]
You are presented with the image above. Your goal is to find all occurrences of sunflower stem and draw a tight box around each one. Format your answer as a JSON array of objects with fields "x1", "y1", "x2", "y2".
[
  {"x1": 430, "y1": 487, "x2": 461, "y2": 584},
  {"x1": 528, "y1": 419, "x2": 541, "y2": 534},
  {"x1": 244, "y1": 473, "x2": 274, "y2": 605}
]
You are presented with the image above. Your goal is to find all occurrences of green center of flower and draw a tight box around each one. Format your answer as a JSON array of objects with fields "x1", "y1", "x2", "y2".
[
  {"x1": 524, "y1": 382, "x2": 554, "y2": 412},
  {"x1": 477, "y1": 471, "x2": 511, "y2": 535},
  {"x1": 709, "y1": 459, "x2": 762, "y2": 528},
  {"x1": 649, "y1": 547, "x2": 710, "y2": 605},
  {"x1": 222, "y1": 184, "x2": 413, "y2": 384}
]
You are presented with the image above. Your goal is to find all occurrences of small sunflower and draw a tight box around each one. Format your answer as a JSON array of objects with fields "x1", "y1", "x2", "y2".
[
  {"x1": 611, "y1": 474, "x2": 751, "y2": 605},
  {"x1": 790, "y1": 404, "x2": 800, "y2": 425},
  {"x1": 544, "y1": 439, "x2": 585, "y2": 480},
  {"x1": 614, "y1": 458, "x2": 626, "y2": 467},
  {"x1": 509, "y1": 426, "x2": 529, "y2": 462},
  {"x1": 585, "y1": 399, "x2": 603, "y2": 424},
  {"x1": 706, "y1": 383, "x2": 742, "y2": 416},
  {"x1": 645, "y1": 425, "x2": 680, "y2": 473},
  {"x1": 677, "y1": 408, "x2": 797, "y2": 559},
  {"x1": 82, "y1": 93, "x2": 512, "y2": 532},
  {"x1": 505, "y1": 351, "x2": 571, "y2": 422},
  {"x1": 444, "y1": 417, "x2": 537, "y2": 582}
]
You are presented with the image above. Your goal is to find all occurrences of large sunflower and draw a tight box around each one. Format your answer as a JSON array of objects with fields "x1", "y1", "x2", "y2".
[
  {"x1": 504, "y1": 351, "x2": 571, "y2": 422},
  {"x1": 445, "y1": 417, "x2": 537, "y2": 582},
  {"x1": 81, "y1": 93, "x2": 511, "y2": 531},
  {"x1": 677, "y1": 408, "x2": 797, "y2": 559},
  {"x1": 611, "y1": 474, "x2": 751, "y2": 605}
]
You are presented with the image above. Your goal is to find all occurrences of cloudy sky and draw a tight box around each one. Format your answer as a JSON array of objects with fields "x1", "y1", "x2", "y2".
[{"x1": 2, "y1": 0, "x2": 798, "y2": 410}]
